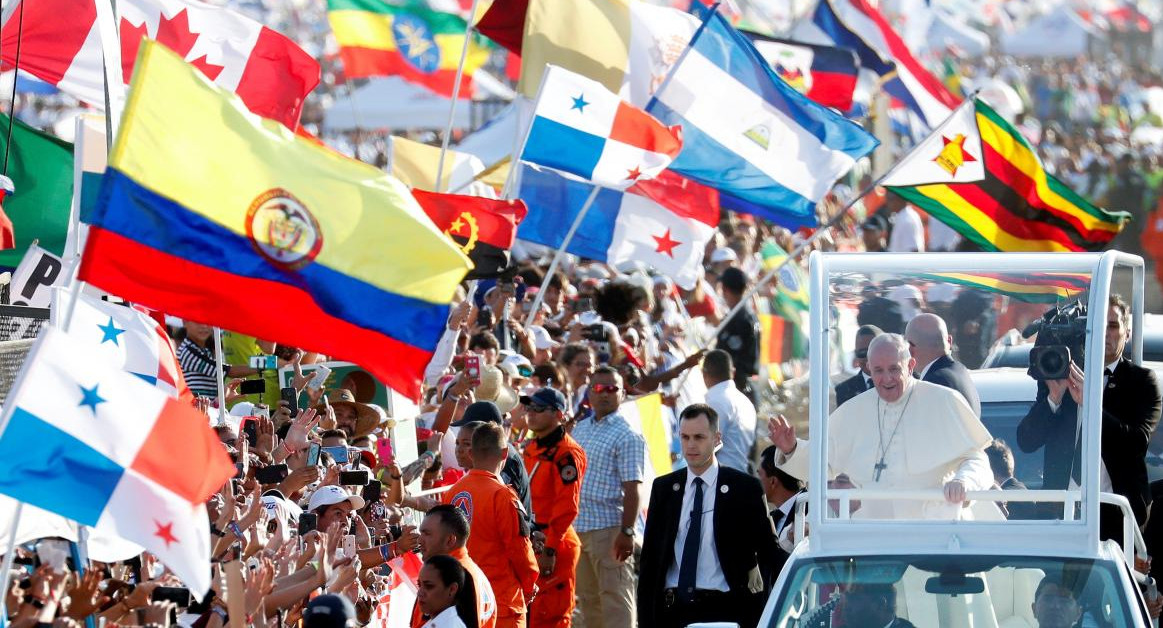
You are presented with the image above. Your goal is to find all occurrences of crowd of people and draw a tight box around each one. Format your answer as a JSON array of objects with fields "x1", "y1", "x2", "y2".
[{"x1": 6, "y1": 1, "x2": 1163, "y2": 628}]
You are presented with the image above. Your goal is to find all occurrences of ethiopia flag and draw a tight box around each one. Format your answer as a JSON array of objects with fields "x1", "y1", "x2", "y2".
[
  {"x1": 327, "y1": 0, "x2": 491, "y2": 97},
  {"x1": 887, "y1": 99, "x2": 1128, "y2": 252}
]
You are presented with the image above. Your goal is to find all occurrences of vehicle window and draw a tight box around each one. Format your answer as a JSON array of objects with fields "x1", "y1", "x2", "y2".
[
  {"x1": 981, "y1": 401, "x2": 1042, "y2": 489},
  {"x1": 766, "y1": 556, "x2": 1134, "y2": 628}
]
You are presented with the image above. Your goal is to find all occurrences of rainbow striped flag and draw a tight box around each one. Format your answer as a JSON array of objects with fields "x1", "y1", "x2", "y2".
[
  {"x1": 888, "y1": 100, "x2": 1128, "y2": 252},
  {"x1": 759, "y1": 312, "x2": 806, "y2": 382},
  {"x1": 327, "y1": 0, "x2": 492, "y2": 97},
  {"x1": 78, "y1": 42, "x2": 471, "y2": 399},
  {"x1": 918, "y1": 271, "x2": 1090, "y2": 304}
]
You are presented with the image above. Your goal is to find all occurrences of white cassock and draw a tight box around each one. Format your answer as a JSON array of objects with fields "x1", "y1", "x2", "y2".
[{"x1": 778, "y1": 378, "x2": 994, "y2": 520}]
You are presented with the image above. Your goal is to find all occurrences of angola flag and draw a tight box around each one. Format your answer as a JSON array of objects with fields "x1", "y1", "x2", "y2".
[
  {"x1": 327, "y1": 0, "x2": 491, "y2": 96},
  {"x1": 887, "y1": 99, "x2": 1129, "y2": 252},
  {"x1": 411, "y1": 190, "x2": 527, "y2": 279}
]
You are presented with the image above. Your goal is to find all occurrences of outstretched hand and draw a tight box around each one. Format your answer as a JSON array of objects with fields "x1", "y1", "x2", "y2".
[{"x1": 767, "y1": 415, "x2": 797, "y2": 455}]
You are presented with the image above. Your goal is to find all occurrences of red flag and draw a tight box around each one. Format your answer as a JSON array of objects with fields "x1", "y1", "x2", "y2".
[
  {"x1": 411, "y1": 190, "x2": 527, "y2": 280},
  {"x1": 475, "y1": 0, "x2": 529, "y2": 55},
  {"x1": 0, "y1": 175, "x2": 15, "y2": 250},
  {"x1": 0, "y1": 0, "x2": 319, "y2": 128}
]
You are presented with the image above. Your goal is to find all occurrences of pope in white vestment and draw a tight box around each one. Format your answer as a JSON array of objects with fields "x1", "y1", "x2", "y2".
[{"x1": 771, "y1": 334, "x2": 994, "y2": 520}]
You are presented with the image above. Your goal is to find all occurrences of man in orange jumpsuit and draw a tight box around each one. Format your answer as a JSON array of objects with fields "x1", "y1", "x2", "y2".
[
  {"x1": 520, "y1": 388, "x2": 587, "y2": 628},
  {"x1": 445, "y1": 422, "x2": 539, "y2": 628},
  {"x1": 413, "y1": 504, "x2": 498, "y2": 628}
]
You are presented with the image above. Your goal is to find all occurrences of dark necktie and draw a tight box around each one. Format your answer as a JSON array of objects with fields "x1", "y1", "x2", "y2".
[
  {"x1": 772, "y1": 509, "x2": 785, "y2": 532},
  {"x1": 865, "y1": 377, "x2": 874, "y2": 391},
  {"x1": 678, "y1": 477, "x2": 704, "y2": 601}
]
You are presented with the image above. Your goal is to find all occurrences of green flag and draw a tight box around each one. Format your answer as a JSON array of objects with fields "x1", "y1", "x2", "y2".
[{"x1": 0, "y1": 114, "x2": 73, "y2": 267}]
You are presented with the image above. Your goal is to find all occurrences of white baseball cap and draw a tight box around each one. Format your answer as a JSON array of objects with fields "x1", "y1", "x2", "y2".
[
  {"x1": 306, "y1": 485, "x2": 365, "y2": 513},
  {"x1": 710, "y1": 247, "x2": 737, "y2": 264},
  {"x1": 527, "y1": 325, "x2": 559, "y2": 350}
]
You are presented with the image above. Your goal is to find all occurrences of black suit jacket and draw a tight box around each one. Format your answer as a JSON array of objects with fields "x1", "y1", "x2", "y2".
[
  {"x1": 922, "y1": 354, "x2": 981, "y2": 417},
  {"x1": 1016, "y1": 358, "x2": 1161, "y2": 525},
  {"x1": 638, "y1": 465, "x2": 778, "y2": 627},
  {"x1": 835, "y1": 372, "x2": 870, "y2": 408}
]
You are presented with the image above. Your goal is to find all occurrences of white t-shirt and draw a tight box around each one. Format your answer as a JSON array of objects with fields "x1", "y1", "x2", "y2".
[{"x1": 888, "y1": 206, "x2": 925, "y2": 253}]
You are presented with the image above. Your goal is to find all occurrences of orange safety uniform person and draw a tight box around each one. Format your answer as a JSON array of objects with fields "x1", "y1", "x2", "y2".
[
  {"x1": 446, "y1": 423, "x2": 539, "y2": 628},
  {"x1": 412, "y1": 505, "x2": 497, "y2": 628},
  {"x1": 520, "y1": 387, "x2": 588, "y2": 628}
]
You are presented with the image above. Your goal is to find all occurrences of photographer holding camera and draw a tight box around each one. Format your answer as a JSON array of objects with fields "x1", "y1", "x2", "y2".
[{"x1": 1017, "y1": 295, "x2": 1161, "y2": 537}]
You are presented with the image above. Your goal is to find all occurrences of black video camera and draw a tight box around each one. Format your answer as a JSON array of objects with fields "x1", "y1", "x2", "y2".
[{"x1": 1023, "y1": 300, "x2": 1088, "y2": 380}]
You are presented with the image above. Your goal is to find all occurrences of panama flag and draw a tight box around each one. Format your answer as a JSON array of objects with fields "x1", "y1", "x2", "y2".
[
  {"x1": 517, "y1": 166, "x2": 718, "y2": 290},
  {"x1": 53, "y1": 290, "x2": 191, "y2": 401},
  {"x1": 520, "y1": 65, "x2": 683, "y2": 190},
  {"x1": 0, "y1": 0, "x2": 320, "y2": 128},
  {"x1": 0, "y1": 327, "x2": 234, "y2": 594}
]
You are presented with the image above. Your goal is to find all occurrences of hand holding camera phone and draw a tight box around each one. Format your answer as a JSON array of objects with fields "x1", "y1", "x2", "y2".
[
  {"x1": 463, "y1": 354, "x2": 482, "y2": 387},
  {"x1": 280, "y1": 386, "x2": 299, "y2": 418}
]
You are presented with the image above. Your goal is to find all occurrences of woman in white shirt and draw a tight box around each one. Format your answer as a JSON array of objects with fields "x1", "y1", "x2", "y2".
[{"x1": 418, "y1": 555, "x2": 469, "y2": 628}]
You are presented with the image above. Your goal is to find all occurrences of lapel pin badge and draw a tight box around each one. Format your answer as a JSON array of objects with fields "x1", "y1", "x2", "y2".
[
  {"x1": 672, "y1": 483, "x2": 680, "y2": 492},
  {"x1": 720, "y1": 485, "x2": 729, "y2": 494}
]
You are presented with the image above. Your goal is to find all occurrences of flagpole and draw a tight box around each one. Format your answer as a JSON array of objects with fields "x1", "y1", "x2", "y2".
[
  {"x1": 213, "y1": 327, "x2": 227, "y2": 425},
  {"x1": 523, "y1": 185, "x2": 602, "y2": 326},
  {"x1": 434, "y1": 0, "x2": 483, "y2": 193},
  {"x1": 501, "y1": 66, "x2": 553, "y2": 200}
]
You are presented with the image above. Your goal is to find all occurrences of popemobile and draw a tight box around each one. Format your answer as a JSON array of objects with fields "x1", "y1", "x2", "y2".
[{"x1": 700, "y1": 251, "x2": 1160, "y2": 628}]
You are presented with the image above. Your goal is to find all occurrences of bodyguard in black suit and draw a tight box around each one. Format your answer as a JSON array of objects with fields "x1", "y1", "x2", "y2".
[
  {"x1": 638, "y1": 404, "x2": 778, "y2": 628},
  {"x1": 905, "y1": 313, "x2": 981, "y2": 416},
  {"x1": 1016, "y1": 296, "x2": 1161, "y2": 535},
  {"x1": 835, "y1": 325, "x2": 882, "y2": 408}
]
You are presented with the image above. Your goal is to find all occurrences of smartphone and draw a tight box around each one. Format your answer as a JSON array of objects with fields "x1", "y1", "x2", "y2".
[
  {"x1": 254, "y1": 463, "x2": 289, "y2": 485},
  {"x1": 239, "y1": 379, "x2": 266, "y2": 395},
  {"x1": 574, "y1": 297, "x2": 594, "y2": 312},
  {"x1": 248, "y1": 355, "x2": 277, "y2": 370},
  {"x1": 339, "y1": 470, "x2": 370, "y2": 486},
  {"x1": 307, "y1": 365, "x2": 331, "y2": 392},
  {"x1": 305, "y1": 442, "x2": 321, "y2": 467},
  {"x1": 342, "y1": 535, "x2": 357, "y2": 561},
  {"x1": 152, "y1": 586, "x2": 192, "y2": 607},
  {"x1": 280, "y1": 387, "x2": 299, "y2": 418},
  {"x1": 241, "y1": 418, "x2": 259, "y2": 448},
  {"x1": 297, "y1": 512, "x2": 318, "y2": 536},
  {"x1": 322, "y1": 445, "x2": 349, "y2": 464},
  {"x1": 464, "y1": 355, "x2": 482, "y2": 387},
  {"x1": 362, "y1": 481, "x2": 382, "y2": 503}
]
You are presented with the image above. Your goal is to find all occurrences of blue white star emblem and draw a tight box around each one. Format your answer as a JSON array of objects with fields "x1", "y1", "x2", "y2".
[
  {"x1": 571, "y1": 93, "x2": 589, "y2": 113},
  {"x1": 97, "y1": 316, "x2": 126, "y2": 346},
  {"x1": 78, "y1": 383, "x2": 106, "y2": 415}
]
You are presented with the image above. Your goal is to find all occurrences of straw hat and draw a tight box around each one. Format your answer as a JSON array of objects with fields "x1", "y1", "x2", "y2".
[
  {"x1": 474, "y1": 365, "x2": 519, "y2": 413},
  {"x1": 315, "y1": 389, "x2": 382, "y2": 439}
]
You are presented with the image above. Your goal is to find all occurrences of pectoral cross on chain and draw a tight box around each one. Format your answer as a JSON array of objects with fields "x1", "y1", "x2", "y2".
[{"x1": 874, "y1": 458, "x2": 888, "y2": 482}]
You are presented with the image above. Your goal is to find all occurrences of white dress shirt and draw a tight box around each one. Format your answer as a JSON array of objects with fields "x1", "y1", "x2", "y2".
[
  {"x1": 705, "y1": 380, "x2": 757, "y2": 472},
  {"x1": 421, "y1": 606, "x2": 467, "y2": 628},
  {"x1": 665, "y1": 461, "x2": 730, "y2": 591},
  {"x1": 1045, "y1": 360, "x2": 1117, "y2": 492}
]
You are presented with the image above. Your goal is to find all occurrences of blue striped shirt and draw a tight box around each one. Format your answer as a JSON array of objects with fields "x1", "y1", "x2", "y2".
[{"x1": 571, "y1": 412, "x2": 646, "y2": 533}]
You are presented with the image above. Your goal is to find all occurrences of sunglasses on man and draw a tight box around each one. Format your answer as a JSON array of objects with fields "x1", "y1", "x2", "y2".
[{"x1": 591, "y1": 384, "x2": 620, "y2": 394}]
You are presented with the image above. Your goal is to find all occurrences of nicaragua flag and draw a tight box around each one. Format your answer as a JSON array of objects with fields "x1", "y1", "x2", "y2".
[
  {"x1": 517, "y1": 165, "x2": 718, "y2": 290},
  {"x1": 646, "y1": 2, "x2": 877, "y2": 224},
  {"x1": 520, "y1": 65, "x2": 683, "y2": 190},
  {"x1": 52, "y1": 290, "x2": 191, "y2": 401},
  {"x1": 798, "y1": 0, "x2": 961, "y2": 129},
  {"x1": 0, "y1": 327, "x2": 235, "y2": 594}
]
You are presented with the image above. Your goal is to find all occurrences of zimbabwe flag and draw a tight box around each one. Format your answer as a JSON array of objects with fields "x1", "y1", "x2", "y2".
[
  {"x1": 917, "y1": 271, "x2": 1090, "y2": 304},
  {"x1": 327, "y1": 0, "x2": 491, "y2": 97},
  {"x1": 888, "y1": 100, "x2": 1129, "y2": 252},
  {"x1": 411, "y1": 190, "x2": 527, "y2": 279}
]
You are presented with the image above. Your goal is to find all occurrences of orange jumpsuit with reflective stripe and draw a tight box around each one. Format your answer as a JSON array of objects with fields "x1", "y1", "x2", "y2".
[
  {"x1": 445, "y1": 469, "x2": 539, "y2": 628},
  {"x1": 522, "y1": 427, "x2": 587, "y2": 628}
]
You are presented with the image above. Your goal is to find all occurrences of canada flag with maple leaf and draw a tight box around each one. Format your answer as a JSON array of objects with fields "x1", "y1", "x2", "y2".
[{"x1": 0, "y1": 0, "x2": 319, "y2": 128}]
